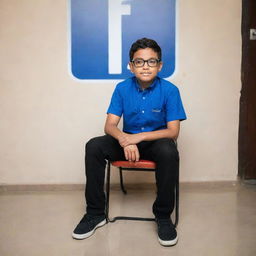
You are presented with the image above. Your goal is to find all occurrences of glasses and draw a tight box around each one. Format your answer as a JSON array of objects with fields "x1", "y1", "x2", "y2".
[{"x1": 131, "y1": 58, "x2": 160, "y2": 67}]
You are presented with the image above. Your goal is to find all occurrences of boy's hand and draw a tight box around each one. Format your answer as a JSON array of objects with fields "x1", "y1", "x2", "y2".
[
  {"x1": 118, "y1": 133, "x2": 144, "y2": 147},
  {"x1": 123, "y1": 145, "x2": 140, "y2": 162}
]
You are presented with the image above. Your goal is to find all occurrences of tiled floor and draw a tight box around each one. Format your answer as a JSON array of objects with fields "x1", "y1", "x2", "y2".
[{"x1": 0, "y1": 182, "x2": 255, "y2": 256}]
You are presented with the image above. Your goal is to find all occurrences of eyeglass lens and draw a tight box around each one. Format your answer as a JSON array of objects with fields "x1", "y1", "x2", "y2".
[{"x1": 133, "y1": 58, "x2": 159, "y2": 67}]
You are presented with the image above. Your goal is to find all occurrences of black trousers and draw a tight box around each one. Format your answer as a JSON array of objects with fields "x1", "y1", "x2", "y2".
[{"x1": 85, "y1": 135, "x2": 179, "y2": 219}]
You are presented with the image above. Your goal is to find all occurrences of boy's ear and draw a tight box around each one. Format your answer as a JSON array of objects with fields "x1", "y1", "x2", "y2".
[
  {"x1": 128, "y1": 62, "x2": 134, "y2": 73},
  {"x1": 158, "y1": 61, "x2": 163, "y2": 72}
]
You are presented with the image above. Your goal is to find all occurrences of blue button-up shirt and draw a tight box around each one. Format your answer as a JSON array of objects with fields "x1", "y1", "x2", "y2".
[{"x1": 107, "y1": 76, "x2": 187, "y2": 134}]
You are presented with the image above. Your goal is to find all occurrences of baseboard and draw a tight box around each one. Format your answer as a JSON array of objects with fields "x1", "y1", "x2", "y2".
[
  {"x1": 0, "y1": 180, "x2": 239, "y2": 192},
  {"x1": 0, "y1": 184, "x2": 85, "y2": 192}
]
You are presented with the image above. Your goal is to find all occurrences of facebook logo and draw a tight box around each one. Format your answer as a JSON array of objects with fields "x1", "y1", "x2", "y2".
[{"x1": 70, "y1": 0, "x2": 176, "y2": 80}]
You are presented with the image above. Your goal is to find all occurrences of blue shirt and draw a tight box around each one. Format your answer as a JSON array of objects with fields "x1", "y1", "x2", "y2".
[{"x1": 107, "y1": 76, "x2": 187, "y2": 134}]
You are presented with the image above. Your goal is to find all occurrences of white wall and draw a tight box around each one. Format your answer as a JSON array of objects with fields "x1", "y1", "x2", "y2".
[{"x1": 0, "y1": 0, "x2": 241, "y2": 185}]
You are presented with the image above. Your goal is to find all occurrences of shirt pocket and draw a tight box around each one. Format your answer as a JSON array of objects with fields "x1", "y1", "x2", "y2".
[{"x1": 151, "y1": 107, "x2": 166, "y2": 124}]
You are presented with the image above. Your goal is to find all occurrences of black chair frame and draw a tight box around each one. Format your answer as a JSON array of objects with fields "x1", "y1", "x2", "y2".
[{"x1": 105, "y1": 160, "x2": 179, "y2": 227}]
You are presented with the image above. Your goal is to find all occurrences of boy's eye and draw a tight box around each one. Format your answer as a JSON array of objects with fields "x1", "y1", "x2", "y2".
[
  {"x1": 134, "y1": 59, "x2": 144, "y2": 65},
  {"x1": 148, "y1": 59, "x2": 157, "y2": 65}
]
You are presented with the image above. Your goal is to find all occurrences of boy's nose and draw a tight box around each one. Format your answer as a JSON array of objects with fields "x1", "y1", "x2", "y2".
[{"x1": 143, "y1": 63, "x2": 150, "y2": 68}]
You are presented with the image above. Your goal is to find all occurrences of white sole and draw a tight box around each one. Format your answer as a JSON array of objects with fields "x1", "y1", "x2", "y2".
[
  {"x1": 158, "y1": 235, "x2": 178, "y2": 246},
  {"x1": 72, "y1": 219, "x2": 107, "y2": 240}
]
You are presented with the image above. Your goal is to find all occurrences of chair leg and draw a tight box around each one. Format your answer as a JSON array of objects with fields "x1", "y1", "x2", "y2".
[
  {"x1": 174, "y1": 170, "x2": 179, "y2": 228},
  {"x1": 119, "y1": 167, "x2": 127, "y2": 194},
  {"x1": 105, "y1": 160, "x2": 111, "y2": 222}
]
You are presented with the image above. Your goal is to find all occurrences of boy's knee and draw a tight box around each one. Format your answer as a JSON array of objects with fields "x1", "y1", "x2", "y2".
[
  {"x1": 154, "y1": 139, "x2": 179, "y2": 161},
  {"x1": 85, "y1": 137, "x2": 102, "y2": 154}
]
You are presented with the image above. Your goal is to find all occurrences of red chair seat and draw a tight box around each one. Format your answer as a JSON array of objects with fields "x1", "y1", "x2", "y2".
[{"x1": 111, "y1": 160, "x2": 156, "y2": 169}]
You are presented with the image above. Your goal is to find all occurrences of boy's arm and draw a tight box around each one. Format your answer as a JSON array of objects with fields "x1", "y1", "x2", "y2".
[
  {"x1": 117, "y1": 120, "x2": 180, "y2": 147},
  {"x1": 104, "y1": 113, "x2": 123, "y2": 140},
  {"x1": 141, "y1": 120, "x2": 180, "y2": 141},
  {"x1": 104, "y1": 113, "x2": 140, "y2": 161}
]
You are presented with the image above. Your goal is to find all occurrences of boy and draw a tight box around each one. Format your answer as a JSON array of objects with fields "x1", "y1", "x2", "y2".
[{"x1": 72, "y1": 38, "x2": 186, "y2": 246}]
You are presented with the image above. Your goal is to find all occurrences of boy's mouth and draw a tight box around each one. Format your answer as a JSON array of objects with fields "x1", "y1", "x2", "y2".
[{"x1": 140, "y1": 72, "x2": 151, "y2": 76}]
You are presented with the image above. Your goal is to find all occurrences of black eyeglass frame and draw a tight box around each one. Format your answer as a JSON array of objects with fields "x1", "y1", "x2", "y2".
[{"x1": 131, "y1": 58, "x2": 161, "y2": 67}]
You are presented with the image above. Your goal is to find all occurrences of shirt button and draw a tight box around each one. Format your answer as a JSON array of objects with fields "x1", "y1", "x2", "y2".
[
  {"x1": 142, "y1": 110, "x2": 145, "y2": 113},
  {"x1": 142, "y1": 97, "x2": 146, "y2": 100},
  {"x1": 141, "y1": 127, "x2": 144, "y2": 130}
]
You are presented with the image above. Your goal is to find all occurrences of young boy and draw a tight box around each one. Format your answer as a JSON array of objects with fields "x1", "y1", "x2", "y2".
[{"x1": 72, "y1": 38, "x2": 186, "y2": 246}]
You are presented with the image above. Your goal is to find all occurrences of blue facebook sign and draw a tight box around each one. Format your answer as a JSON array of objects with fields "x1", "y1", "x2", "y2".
[{"x1": 70, "y1": 0, "x2": 176, "y2": 80}]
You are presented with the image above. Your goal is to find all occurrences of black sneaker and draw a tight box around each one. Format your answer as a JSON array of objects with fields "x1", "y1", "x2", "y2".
[
  {"x1": 72, "y1": 214, "x2": 106, "y2": 240},
  {"x1": 156, "y1": 218, "x2": 178, "y2": 246}
]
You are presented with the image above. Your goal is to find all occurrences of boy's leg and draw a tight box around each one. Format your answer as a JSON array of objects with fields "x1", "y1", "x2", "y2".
[
  {"x1": 72, "y1": 135, "x2": 125, "y2": 239},
  {"x1": 85, "y1": 135, "x2": 125, "y2": 215},
  {"x1": 150, "y1": 139, "x2": 179, "y2": 219},
  {"x1": 139, "y1": 138, "x2": 179, "y2": 246}
]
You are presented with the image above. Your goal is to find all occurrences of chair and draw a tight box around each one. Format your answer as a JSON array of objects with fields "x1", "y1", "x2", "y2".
[{"x1": 105, "y1": 159, "x2": 179, "y2": 227}]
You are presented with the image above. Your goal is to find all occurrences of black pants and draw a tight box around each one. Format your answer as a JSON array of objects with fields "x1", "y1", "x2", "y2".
[{"x1": 85, "y1": 135, "x2": 179, "y2": 219}]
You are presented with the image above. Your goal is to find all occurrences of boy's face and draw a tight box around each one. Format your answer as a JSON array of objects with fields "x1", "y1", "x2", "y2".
[{"x1": 129, "y1": 48, "x2": 163, "y2": 88}]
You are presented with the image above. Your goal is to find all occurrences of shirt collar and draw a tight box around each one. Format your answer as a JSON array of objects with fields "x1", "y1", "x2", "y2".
[{"x1": 133, "y1": 76, "x2": 159, "y2": 91}]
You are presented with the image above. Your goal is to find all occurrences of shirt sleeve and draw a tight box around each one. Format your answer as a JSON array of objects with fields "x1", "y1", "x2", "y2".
[
  {"x1": 106, "y1": 85, "x2": 123, "y2": 117},
  {"x1": 166, "y1": 87, "x2": 187, "y2": 122}
]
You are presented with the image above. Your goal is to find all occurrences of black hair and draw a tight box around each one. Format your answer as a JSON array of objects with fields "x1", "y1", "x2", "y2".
[{"x1": 129, "y1": 38, "x2": 162, "y2": 61}]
